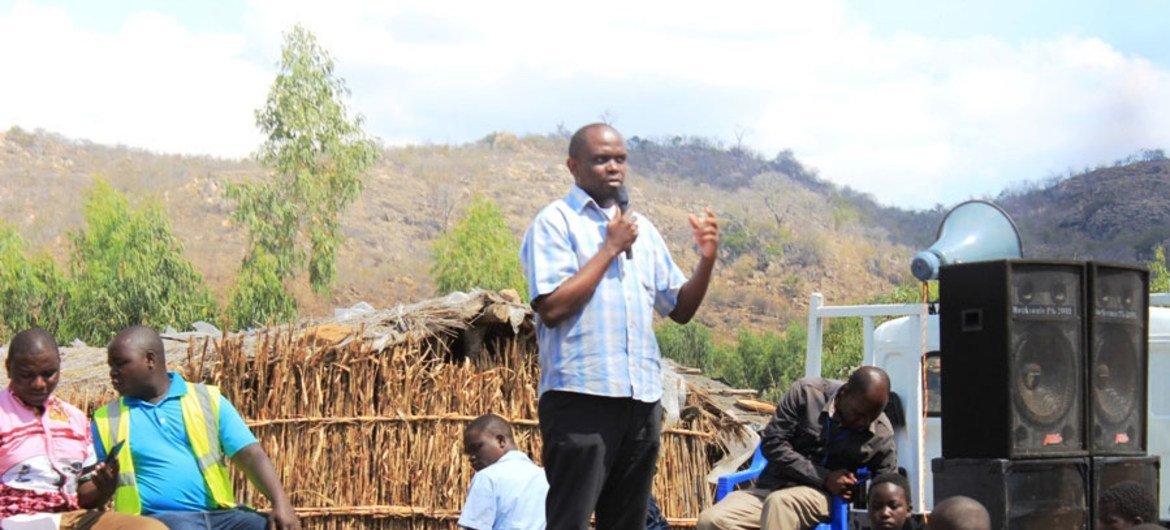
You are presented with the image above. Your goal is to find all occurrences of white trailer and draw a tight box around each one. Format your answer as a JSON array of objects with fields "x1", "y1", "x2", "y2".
[{"x1": 804, "y1": 291, "x2": 1169, "y2": 521}]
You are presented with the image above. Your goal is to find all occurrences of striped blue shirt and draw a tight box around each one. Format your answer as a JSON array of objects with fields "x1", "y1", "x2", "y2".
[{"x1": 520, "y1": 184, "x2": 687, "y2": 402}]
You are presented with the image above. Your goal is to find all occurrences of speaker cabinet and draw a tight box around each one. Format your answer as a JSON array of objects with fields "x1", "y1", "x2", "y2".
[
  {"x1": 940, "y1": 260, "x2": 1087, "y2": 458},
  {"x1": 1090, "y1": 455, "x2": 1160, "y2": 526},
  {"x1": 932, "y1": 457, "x2": 1089, "y2": 530},
  {"x1": 1087, "y1": 262, "x2": 1149, "y2": 455}
]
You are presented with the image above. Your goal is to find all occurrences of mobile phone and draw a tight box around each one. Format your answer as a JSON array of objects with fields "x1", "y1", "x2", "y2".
[
  {"x1": 106, "y1": 439, "x2": 126, "y2": 462},
  {"x1": 80, "y1": 440, "x2": 126, "y2": 479}
]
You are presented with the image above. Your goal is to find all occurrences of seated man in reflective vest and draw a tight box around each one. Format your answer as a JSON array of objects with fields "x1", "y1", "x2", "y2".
[
  {"x1": 91, "y1": 326, "x2": 298, "y2": 530},
  {"x1": 1, "y1": 328, "x2": 164, "y2": 530}
]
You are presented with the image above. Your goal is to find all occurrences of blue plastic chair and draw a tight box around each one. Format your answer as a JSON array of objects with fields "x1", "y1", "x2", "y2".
[
  {"x1": 714, "y1": 444, "x2": 768, "y2": 501},
  {"x1": 713, "y1": 444, "x2": 852, "y2": 530}
]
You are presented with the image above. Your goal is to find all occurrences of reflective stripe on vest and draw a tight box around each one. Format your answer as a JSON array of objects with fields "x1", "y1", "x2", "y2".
[
  {"x1": 95, "y1": 400, "x2": 140, "y2": 514},
  {"x1": 94, "y1": 382, "x2": 236, "y2": 514}
]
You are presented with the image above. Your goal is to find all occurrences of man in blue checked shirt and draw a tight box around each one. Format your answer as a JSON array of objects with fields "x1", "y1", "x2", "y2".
[{"x1": 520, "y1": 123, "x2": 719, "y2": 530}]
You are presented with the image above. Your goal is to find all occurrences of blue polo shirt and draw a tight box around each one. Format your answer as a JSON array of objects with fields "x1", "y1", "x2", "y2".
[{"x1": 90, "y1": 372, "x2": 258, "y2": 513}]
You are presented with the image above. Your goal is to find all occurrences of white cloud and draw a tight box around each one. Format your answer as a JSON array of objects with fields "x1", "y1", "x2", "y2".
[
  {"x1": 753, "y1": 33, "x2": 1170, "y2": 207},
  {"x1": 0, "y1": 0, "x2": 268, "y2": 157},
  {"x1": 2, "y1": 0, "x2": 1168, "y2": 208}
]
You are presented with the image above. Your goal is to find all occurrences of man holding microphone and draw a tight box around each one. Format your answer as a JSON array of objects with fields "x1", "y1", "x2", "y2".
[{"x1": 520, "y1": 123, "x2": 719, "y2": 530}]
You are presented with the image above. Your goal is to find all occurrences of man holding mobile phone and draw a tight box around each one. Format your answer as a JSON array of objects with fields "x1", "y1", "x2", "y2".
[
  {"x1": 1, "y1": 328, "x2": 164, "y2": 530},
  {"x1": 92, "y1": 326, "x2": 298, "y2": 530},
  {"x1": 78, "y1": 440, "x2": 124, "y2": 477}
]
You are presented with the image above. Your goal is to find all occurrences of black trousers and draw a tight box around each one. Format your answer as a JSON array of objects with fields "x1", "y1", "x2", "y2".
[{"x1": 538, "y1": 390, "x2": 662, "y2": 530}]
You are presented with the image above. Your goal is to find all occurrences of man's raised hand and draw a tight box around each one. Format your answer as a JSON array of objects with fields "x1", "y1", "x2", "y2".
[{"x1": 688, "y1": 208, "x2": 719, "y2": 260}]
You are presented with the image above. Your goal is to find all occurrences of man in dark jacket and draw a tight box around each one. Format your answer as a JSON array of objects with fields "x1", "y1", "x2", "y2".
[{"x1": 697, "y1": 366, "x2": 897, "y2": 530}]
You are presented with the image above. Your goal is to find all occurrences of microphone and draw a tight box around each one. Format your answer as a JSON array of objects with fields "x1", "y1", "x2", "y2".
[{"x1": 615, "y1": 185, "x2": 632, "y2": 259}]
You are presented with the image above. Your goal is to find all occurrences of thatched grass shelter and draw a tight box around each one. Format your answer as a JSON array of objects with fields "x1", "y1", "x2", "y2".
[{"x1": 45, "y1": 290, "x2": 763, "y2": 529}]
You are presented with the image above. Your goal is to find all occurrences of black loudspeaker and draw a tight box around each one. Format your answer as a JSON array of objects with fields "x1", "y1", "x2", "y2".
[
  {"x1": 1090, "y1": 455, "x2": 1161, "y2": 526},
  {"x1": 1087, "y1": 262, "x2": 1149, "y2": 455},
  {"x1": 932, "y1": 457, "x2": 1089, "y2": 530},
  {"x1": 940, "y1": 260, "x2": 1087, "y2": 458}
]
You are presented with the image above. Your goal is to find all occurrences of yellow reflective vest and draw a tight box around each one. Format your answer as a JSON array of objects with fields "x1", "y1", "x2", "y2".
[{"x1": 93, "y1": 382, "x2": 237, "y2": 514}]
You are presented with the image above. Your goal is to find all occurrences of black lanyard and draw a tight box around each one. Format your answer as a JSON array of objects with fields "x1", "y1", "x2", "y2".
[{"x1": 822, "y1": 415, "x2": 832, "y2": 465}]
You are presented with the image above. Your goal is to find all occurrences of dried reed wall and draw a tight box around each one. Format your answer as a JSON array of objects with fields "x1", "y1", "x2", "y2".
[{"x1": 60, "y1": 318, "x2": 727, "y2": 529}]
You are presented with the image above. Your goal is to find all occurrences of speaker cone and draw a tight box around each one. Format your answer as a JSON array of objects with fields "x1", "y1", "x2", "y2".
[
  {"x1": 1012, "y1": 326, "x2": 1078, "y2": 425},
  {"x1": 1092, "y1": 327, "x2": 1139, "y2": 425}
]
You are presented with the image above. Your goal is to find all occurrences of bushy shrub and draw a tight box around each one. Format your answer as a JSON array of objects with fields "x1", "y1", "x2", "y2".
[
  {"x1": 714, "y1": 326, "x2": 806, "y2": 402},
  {"x1": 431, "y1": 195, "x2": 527, "y2": 298},
  {"x1": 655, "y1": 320, "x2": 716, "y2": 372},
  {"x1": 821, "y1": 318, "x2": 863, "y2": 382},
  {"x1": 61, "y1": 180, "x2": 216, "y2": 345},
  {"x1": 0, "y1": 225, "x2": 67, "y2": 343},
  {"x1": 225, "y1": 250, "x2": 298, "y2": 330}
]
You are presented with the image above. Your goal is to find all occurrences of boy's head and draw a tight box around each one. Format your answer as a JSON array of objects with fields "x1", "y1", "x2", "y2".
[
  {"x1": 929, "y1": 495, "x2": 991, "y2": 530},
  {"x1": 1099, "y1": 481, "x2": 1158, "y2": 530},
  {"x1": 463, "y1": 413, "x2": 516, "y2": 471},
  {"x1": 868, "y1": 472, "x2": 912, "y2": 530}
]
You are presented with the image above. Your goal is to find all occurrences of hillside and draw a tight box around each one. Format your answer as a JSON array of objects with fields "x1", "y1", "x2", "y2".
[
  {"x1": 808, "y1": 155, "x2": 1170, "y2": 267},
  {"x1": 0, "y1": 127, "x2": 914, "y2": 337},
  {"x1": 8, "y1": 127, "x2": 1164, "y2": 338},
  {"x1": 997, "y1": 158, "x2": 1170, "y2": 262}
]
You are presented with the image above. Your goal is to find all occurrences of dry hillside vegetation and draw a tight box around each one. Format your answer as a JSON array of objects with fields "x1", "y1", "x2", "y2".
[
  {"x1": 0, "y1": 128, "x2": 914, "y2": 336},
  {"x1": 998, "y1": 159, "x2": 1170, "y2": 261}
]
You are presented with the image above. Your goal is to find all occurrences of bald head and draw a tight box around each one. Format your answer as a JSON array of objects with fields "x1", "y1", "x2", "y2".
[
  {"x1": 929, "y1": 496, "x2": 991, "y2": 530},
  {"x1": 6, "y1": 328, "x2": 58, "y2": 367},
  {"x1": 107, "y1": 325, "x2": 168, "y2": 399},
  {"x1": 109, "y1": 325, "x2": 167, "y2": 365},
  {"x1": 836, "y1": 366, "x2": 891, "y2": 431},
  {"x1": 849, "y1": 366, "x2": 891, "y2": 395},
  {"x1": 568, "y1": 123, "x2": 620, "y2": 160}
]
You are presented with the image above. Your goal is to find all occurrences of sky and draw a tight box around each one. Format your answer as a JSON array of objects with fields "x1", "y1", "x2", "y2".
[{"x1": 1, "y1": 0, "x2": 1168, "y2": 209}]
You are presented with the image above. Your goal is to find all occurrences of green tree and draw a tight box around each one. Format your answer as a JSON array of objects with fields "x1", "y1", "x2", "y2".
[
  {"x1": 225, "y1": 251, "x2": 298, "y2": 330},
  {"x1": 0, "y1": 225, "x2": 67, "y2": 342},
  {"x1": 821, "y1": 318, "x2": 863, "y2": 381},
  {"x1": 63, "y1": 180, "x2": 216, "y2": 344},
  {"x1": 431, "y1": 195, "x2": 527, "y2": 297},
  {"x1": 1149, "y1": 246, "x2": 1170, "y2": 293},
  {"x1": 869, "y1": 279, "x2": 938, "y2": 304},
  {"x1": 819, "y1": 279, "x2": 938, "y2": 380},
  {"x1": 227, "y1": 24, "x2": 378, "y2": 294},
  {"x1": 714, "y1": 326, "x2": 806, "y2": 402},
  {"x1": 655, "y1": 320, "x2": 716, "y2": 372}
]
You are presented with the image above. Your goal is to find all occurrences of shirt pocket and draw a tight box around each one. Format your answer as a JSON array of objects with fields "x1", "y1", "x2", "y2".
[{"x1": 636, "y1": 264, "x2": 658, "y2": 306}]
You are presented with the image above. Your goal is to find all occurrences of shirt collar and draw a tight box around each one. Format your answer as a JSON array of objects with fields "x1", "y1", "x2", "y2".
[
  {"x1": 497, "y1": 450, "x2": 531, "y2": 465},
  {"x1": 124, "y1": 372, "x2": 188, "y2": 406},
  {"x1": 165, "y1": 372, "x2": 189, "y2": 398},
  {"x1": 564, "y1": 184, "x2": 603, "y2": 214},
  {"x1": 822, "y1": 382, "x2": 842, "y2": 419}
]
